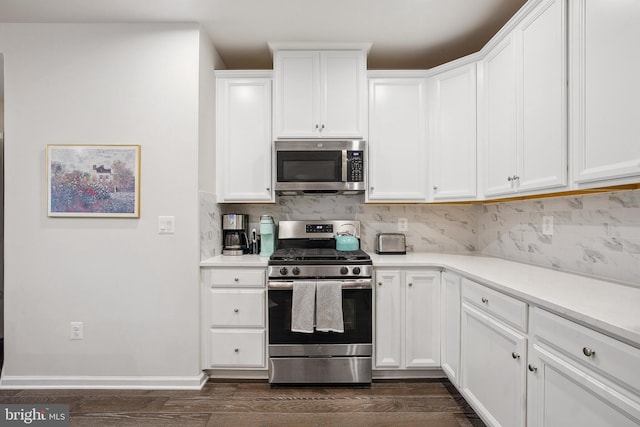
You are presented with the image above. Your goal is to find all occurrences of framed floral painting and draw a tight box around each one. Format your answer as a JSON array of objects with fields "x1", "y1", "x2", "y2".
[{"x1": 47, "y1": 145, "x2": 141, "y2": 218}]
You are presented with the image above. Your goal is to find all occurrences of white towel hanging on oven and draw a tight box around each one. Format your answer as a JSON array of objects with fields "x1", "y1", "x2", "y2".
[
  {"x1": 315, "y1": 281, "x2": 344, "y2": 333},
  {"x1": 291, "y1": 281, "x2": 316, "y2": 333}
]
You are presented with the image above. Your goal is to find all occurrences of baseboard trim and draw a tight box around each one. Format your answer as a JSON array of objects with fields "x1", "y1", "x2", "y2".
[
  {"x1": 0, "y1": 371, "x2": 209, "y2": 390},
  {"x1": 373, "y1": 368, "x2": 446, "y2": 380}
]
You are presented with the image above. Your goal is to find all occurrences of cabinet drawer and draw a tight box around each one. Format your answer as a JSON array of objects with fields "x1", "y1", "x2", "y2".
[
  {"x1": 208, "y1": 329, "x2": 265, "y2": 368},
  {"x1": 462, "y1": 278, "x2": 528, "y2": 333},
  {"x1": 532, "y1": 307, "x2": 640, "y2": 394},
  {"x1": 209, "y1": 289, "x2": 265, "y2": 327},
  {"x1": 207, "y1": 269, "x2": 265, "y2": 287}
]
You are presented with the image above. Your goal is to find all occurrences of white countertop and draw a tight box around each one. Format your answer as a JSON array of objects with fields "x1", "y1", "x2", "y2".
[{"x1": 201, "y1": 252, "x2": 640, "y2": 348}]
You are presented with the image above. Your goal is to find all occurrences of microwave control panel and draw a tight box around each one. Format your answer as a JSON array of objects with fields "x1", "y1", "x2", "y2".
[{"x1": 347, "y1": 151, "x2": 364, "y2": 182}]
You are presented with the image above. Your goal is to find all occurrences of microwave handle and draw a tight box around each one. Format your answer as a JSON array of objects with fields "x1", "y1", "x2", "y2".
[{"x1": 342, "y1": 150, "x2": 348, "y2": 182}]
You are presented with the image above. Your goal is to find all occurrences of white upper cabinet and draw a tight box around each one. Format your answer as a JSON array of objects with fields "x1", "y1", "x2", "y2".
[
  {"x1": 367, "y1": 74, "x2": 429, "y2": 202},
  {"x1": 570, "y1": 0, "x2": 640, "y2": 187},
  {"x1": 215, "y1": 71, "x2": 274, "y2": 203},
  {"x1": 272, "y1": 48, "x2": 368, "y2": 139},
  {"x1": 481, "y1": 35, "x2": 519, "y2": 198},
  {"x1": 429, "y1": 62, "x2": 478, "y2": 201},
  {"x1": 480, "y1": 0, "x2": 567, "y2": 198}
]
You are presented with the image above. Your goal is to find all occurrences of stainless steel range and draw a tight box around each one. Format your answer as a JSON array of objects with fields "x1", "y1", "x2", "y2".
[{"x1": 267, "y1": 220, "x2": 373, "y2": 385}]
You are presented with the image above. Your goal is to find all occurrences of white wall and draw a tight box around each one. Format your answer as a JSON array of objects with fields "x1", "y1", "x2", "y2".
[{"x1": 0, "y1": 23, "x2": 208, "y2": 387}]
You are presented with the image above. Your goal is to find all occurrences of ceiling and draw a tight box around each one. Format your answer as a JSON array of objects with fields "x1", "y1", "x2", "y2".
[{"x1": 0, "y1": 0, "x2": 527, "y2": 70}]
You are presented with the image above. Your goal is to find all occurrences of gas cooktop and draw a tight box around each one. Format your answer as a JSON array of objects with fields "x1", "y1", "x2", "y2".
[{"x1": 269, "y1": 248, "x2": 371, "y2": 263}]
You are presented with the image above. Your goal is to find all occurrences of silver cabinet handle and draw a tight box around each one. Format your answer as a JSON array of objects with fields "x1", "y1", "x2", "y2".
[
  {"x1": 370, "y1": 187, "x2": 374, "y2": 191},
  {"x1": 582, "y1": 347, "x2": 596, "y2": 357},
  {"x1": 234, "y1": 348, "x2": 239, "y2": 353},
  {"x1": 513, "y1": 175, "x2": 519, "y2": 180},
  {"x1": 408, "y1": 283, "x2": 413, "y2": 287},
  {"x1": 433, "y1": 186, "x2": 438, "y2": 191},
  {"x1": 315, "y1": 124, "x2": 319, "y2": 129},
  {"x1": 266, "y1": 187, "x2": 270, "y2": 192},
  {"x1": 481, "y1": 297, "x2": 489, "y2": 304},
  {"x1": 512, "y1": 352, "x2": 520, "y2": 360},
  {"x1": 234, "y1": 277, "x2": 239, "y2": 282},
  {"x1": 233, "y1": 308, "x2": 239, "y2": 313},
  {"x1": 378, "y1": 282, "x2": 382, "y2": 287},
  {"x1": 528, "y1": 364, "x2": 537, "y2": 372}
]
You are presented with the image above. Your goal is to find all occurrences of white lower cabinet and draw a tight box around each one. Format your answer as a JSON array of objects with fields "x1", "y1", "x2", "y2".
[
  {"x1": 440, "y1": 271, "x2": 461, "y2": 386},
  {"x1": 202, "y1": 267, "x2": 267, "y2": 370},
  {"x1": 460, "y1": 278, "x2": 528, "y2": 427},
  {"x1": 527, "y1": 307, "x2": 640, "y2": 426},
  {"x1": 374, "y1": 269, "x2": 440, "y2": 370}
]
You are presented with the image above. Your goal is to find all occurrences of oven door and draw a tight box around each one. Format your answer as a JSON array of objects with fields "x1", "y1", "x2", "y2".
[{"x1": 268, "y1": 280, "x2": 372, "y2": 356}]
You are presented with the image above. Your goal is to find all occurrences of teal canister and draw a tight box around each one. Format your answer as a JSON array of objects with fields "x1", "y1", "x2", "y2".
[{"x1": 259, "y1": 215, "x2": 275, "y2": 257}]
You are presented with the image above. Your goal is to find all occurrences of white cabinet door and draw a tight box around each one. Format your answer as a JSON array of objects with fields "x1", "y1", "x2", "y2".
[
  {"x1": 461, "y1": 303, "x2": 527, "y2": 427},
  {"x1": 320, "y1": 51, "x2": 367, "y2": 138},
  {"x1": 367, "y1": 76, "x2": 429, "y2": 202},
  {"x1": 517, "y1": 0, "x2": 567, "y2": 193},
  {"x1": 374, "y1": 270, "x2": 402, "y2": 368},
  {"x1": 481, "y1": 0, "x2": 567, "y2": 199},
  {"x1": 273, "y1": 51, "x2": 318, "y2": 138},
  {"x1": 571, "y1": 0, "x2": 640, "y2": 186},
  {"x1": 216, "y1": 73, "x2": 273, "y2": 202},
  {"x1": 273, "y1": 50, "x2": 366, "y2": 139},
  {"x1": 429, "y1": 63, "x2": 477, "y2": 201},
  {"x1": 481, "y1": 35, "x2": 519, "y2": 198},
  {"x1": 527, "y1": 343, "x2": 640, "y2": 427},
  {"x1": 405, "y1": 271, "x2": 441, "y2": 368},
  {"x1": 440, "y1": 272, "x2": 461, "y2": 386}
]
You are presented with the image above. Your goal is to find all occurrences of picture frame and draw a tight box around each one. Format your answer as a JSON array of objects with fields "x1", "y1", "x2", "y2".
[{"x1": 47, "y1": 144, "x2": 141, "y2": 218}]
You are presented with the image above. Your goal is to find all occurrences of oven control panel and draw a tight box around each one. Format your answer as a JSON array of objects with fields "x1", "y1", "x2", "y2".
[
  {"x1": 268, "y1": 265, "x2": 373, "y2": 279},
  {"x1": 306, "y1": 224, "x2": 333, "y2": 233}
]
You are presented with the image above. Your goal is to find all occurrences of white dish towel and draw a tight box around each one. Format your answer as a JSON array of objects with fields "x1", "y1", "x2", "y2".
[
  {"x1": 291, "y1": 281, "x2": 316, "y2": 333},
  {"x1": 315, "y1": 281, "x2": 344, "y2": 333}
]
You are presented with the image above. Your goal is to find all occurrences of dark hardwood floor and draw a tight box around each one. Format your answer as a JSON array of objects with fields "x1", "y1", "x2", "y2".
[{"x1": 0, "y1": 379, "x2": 485, "y2": 426}]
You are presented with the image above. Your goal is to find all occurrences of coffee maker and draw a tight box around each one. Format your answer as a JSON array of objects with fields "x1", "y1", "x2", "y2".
[{"x1": 222, "y1": 214, "x2": 250, "y2": 256}]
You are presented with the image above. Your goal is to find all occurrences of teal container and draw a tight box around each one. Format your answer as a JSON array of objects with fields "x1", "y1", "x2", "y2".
[{"x1": 259, "y1": 215, "x2": 275, "y2": 257}]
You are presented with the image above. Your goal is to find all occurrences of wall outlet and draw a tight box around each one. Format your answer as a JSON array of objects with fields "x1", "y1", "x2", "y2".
[
  {"x1": 398, "y1": 217, "x2": 408, "y2": 232},
  {"x1": 70, "y1": 321, "x2": 83, "y2": 340},
  {"x1": 542, "y1": 216, "x2": 554, "y2": 236}
]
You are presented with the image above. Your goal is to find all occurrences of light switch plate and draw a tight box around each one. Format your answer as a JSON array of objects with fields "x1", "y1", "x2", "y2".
[{"x1": 159, "y1": 216, "x2": 175, "y2": 234}]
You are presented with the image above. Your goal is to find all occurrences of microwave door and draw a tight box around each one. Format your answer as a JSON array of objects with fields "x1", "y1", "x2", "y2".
[{"x1": 277, "y1": 150, "x2": 342, "y2": 183}]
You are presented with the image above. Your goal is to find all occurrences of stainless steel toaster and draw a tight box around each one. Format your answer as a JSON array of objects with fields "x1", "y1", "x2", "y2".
[{"x1": 375, "y1": 233, "x2": 406, "y2": 254}]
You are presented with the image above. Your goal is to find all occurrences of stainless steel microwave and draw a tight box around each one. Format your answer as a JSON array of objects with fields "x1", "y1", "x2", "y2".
[{"x1": 274, "y1": 140, "x2": 366, "y2": 195}]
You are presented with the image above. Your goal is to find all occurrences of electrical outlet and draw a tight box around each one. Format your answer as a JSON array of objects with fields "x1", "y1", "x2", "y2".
[
  {"x1": 398, "y1": 218, "x2": 408, "y2": 232},
  {"x1": 542, "y1": 216, "x2": 554, "y2": 236},
  {"x1": 70, "y1": 321, "x2": 83, "y2": 340}
]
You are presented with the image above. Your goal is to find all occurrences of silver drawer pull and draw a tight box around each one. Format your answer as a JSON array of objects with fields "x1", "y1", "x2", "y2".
[
  {"x1": 582, "y1": 347, "x2": 596, "y2": 357},
  {"x1": 378, "y1": 282, "x2": 382, "y2": 287},
  {"x1": 512, "y1": 352, "x2": 520, "y2": 360},
  {"x1": 234, "y1": 277, "x2": 239, "y2": 282},
  {"x1": 528, "y1": 364, "x2": 537, "y2": 372},
  {"x1": 481, "y1": 297, "x2": 489, "y2": 304},
  {"x1": 233, "y1": 308, "x2": 239, "y2": 313},
  {"x1": 408, "y1": 283, "x2": 413, "y2": 287},
  {"x1": 234, "y1": 348, "x2": 239, "y2": 353}
]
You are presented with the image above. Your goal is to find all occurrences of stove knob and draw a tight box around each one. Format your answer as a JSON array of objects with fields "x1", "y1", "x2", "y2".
[
  {"x1": 353, "y1": 267, "x2": 361, "y2": 275},
  {"x1": 292, "y1": 267, "x2": 300, "y2": 276},
  {"x1": 340, "y1": 266, "x2": 349, "y2": 275},
  {"x1": 279, "y1": 267, "x2": 288, "y2": 276}
]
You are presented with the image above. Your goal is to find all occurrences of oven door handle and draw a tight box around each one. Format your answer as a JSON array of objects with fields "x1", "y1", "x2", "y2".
[{"x1": 268, "y1": 280, "x2": 372, "y2": 290}]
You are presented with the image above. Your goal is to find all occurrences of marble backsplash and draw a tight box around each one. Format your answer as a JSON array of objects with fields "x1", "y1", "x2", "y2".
[
  {"x1": 200, "y1": 189, "x2": 640, "y2": 285},
  {"x1": 477, "y1": 189, "x2": 640, "y2": 286},
  {"x1": 218, "y1": 195, "x2": 478, "y2": 254},
  {"x1": 199, "y1": 191, "x2": 222, "y2": 260}
]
